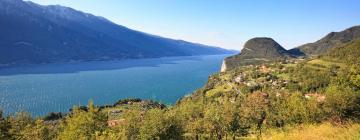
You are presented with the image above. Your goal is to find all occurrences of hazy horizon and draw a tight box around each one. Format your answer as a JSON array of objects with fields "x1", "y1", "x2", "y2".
[{"x1": 27, "y1": 0, "x2": 360, "y2": 50}]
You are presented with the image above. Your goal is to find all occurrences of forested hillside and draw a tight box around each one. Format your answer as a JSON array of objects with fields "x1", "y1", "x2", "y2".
[
  {"x1": 291, "y1": 25, "x2": 360, "y2": 56},
  {"x1": 322, "y1": 37, "x2": 360, "y2": 65}
]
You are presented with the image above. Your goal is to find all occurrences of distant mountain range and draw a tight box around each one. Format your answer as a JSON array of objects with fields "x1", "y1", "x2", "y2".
[
  {"x1": 0, "y1": 0, "x2": 234, "y2": 67},
  {"x1": 222, "y1": 25, "x2": 360, "y2": 71},
  {"x1": 289, "y1": 25, "x2": 360, "y2": 56}
]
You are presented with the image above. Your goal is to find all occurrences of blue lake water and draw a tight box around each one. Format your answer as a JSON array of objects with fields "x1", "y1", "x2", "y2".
[{"x1": 0, "y1": 55, "x2": 229, "y2": 116}]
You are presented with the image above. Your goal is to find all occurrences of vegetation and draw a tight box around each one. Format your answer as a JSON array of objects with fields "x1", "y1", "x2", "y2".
[
  {"x1": 290, "y1": 25, "x2": 360, "y2": 56},
  {"x1": 0, "y1": 39, "x2": 359, "y2": 140},
  {"x1": 223, "y1": 37, "x2": 291, "y2": 71},
  {"x1": 262, "y1": 122, "x2": 360, "y2": 140}
]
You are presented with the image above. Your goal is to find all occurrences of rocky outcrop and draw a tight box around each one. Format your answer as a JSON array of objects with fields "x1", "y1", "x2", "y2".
[{"x1": 221, "y1": 37, "x2": 291, "y2": 71}]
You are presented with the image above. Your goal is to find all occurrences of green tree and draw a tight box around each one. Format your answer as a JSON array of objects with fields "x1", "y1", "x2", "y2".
[
  {"x1": 8, "y1": 112, "x2": 33, "y2": 140},
  {"x1": 241, "y1": 92, "x2": 268, "y2": 136},
  {"x1": 222, "y1": 99, "x2": 248, "y2": 140},
  {"x1": 203, "y1": 103, "x2": 226, "y2": 140},
  {"x1": 115, "y1": 109, "x2": 142, "y2": 139},
  {"x1": 174, "y1": 99, "x2": 205, "y2": 139},
  {"x1": 324, "y1": 84, "x2": 360, "y2": 122},
  {"x1": 349, "y1": 64, "x2": 360, "y2": 88},
  {"x1": 0, "y1": 111, "x2": 11, "y2": 139},
  {"x1": 20, "y1": 119, "x2": 52, "y2": 140},
  {"x1": 58, "y1": 100, "x2": 107, "y2": 140},
  {"x1": 139, "y1": 108, "x2": 183, "y2": 140},
  {"x1": 285, "y1": 92, "x2": 309, "y2": 124}
]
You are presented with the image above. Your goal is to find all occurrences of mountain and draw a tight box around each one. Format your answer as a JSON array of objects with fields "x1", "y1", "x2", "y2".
[
  {"x1": 0, "y1": 0, "x2": 232, "y2": 67},
  {"x1": 221, "y1": 26, "x2": 360, "y2": 72},
  {"x1": 289, "y1": 25, "x2": 360, "y2": 56},
  {"x1": 221, "y1": 37, "x2": 292, "y2": 71},
  {"x1": 322, "y1": 37, "x2": 360, "y2": 64}
]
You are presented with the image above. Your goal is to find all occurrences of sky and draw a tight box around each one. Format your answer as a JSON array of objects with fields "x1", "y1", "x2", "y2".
[{"x1": 27, "y1": 0, "x2": 360, "y2": 50}]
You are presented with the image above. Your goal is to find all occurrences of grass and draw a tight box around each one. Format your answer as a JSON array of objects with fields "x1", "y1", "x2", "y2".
[
  {"x1": 180, "y1": 123, "x2": 360, "y2": 140},
  {"x1": 307, "y1": 59, "x2": 345, "y2": 68},
  {"x1": 276, "y1": 73, "x2": 290, "y2": 80},
  {"x1": 206, "y1": 84, "x2": 232, "y2": 97},
  {"x1": 262, "y1": 123, "x2": 360, "y2": 140},
  {"x1": 102, "y1": 105, "x2": 144, "y2": 120},
  {"x1": 283, "y1": 63, "x2": 297, "y2": 68},
  {"x1": 220, "y1": 73, "x2": 233, "y2": 81}
]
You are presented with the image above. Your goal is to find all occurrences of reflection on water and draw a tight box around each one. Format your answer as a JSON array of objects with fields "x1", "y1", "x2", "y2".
[
  {"x1": 0, "y1": 55, "x2": 203, "y2": 76},
  {"x1": 0, "y1": 55, "x2": 229, "y2": 116}
]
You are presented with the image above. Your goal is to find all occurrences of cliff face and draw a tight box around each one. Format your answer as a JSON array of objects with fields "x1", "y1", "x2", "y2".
[
  {"x1": 221, "y1": 37, "x2": 291, "y2": 71},
  {"x1": 220, "y1": 60, "x2": 227, "y2": 72}
]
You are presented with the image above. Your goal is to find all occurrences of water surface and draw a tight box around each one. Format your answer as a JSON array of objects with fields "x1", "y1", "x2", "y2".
[{"x1": 0, "y1": 55, "x2": 229, "y2": 116}]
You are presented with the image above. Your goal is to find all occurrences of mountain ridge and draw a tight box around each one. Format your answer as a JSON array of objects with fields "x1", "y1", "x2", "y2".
[
  {"x1": 0, "y1": 0, "x2": 233, "y2": 67},
  {"x1": 221, "y1": 25, "x2": 360, "y2": 71},
  {"x1": 290, "y1": 25, "x2": 360, "y2": 56}
]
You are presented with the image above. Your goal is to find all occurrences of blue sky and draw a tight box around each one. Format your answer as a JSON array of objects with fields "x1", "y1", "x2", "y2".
[{"x1": 28, "y1": 0, "x2": 360, "y2": 50}]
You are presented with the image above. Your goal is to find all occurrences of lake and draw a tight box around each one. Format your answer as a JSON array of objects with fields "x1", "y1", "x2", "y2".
[{"x1": 0, "y1": 55, "x2": 229, "y2": 116}]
